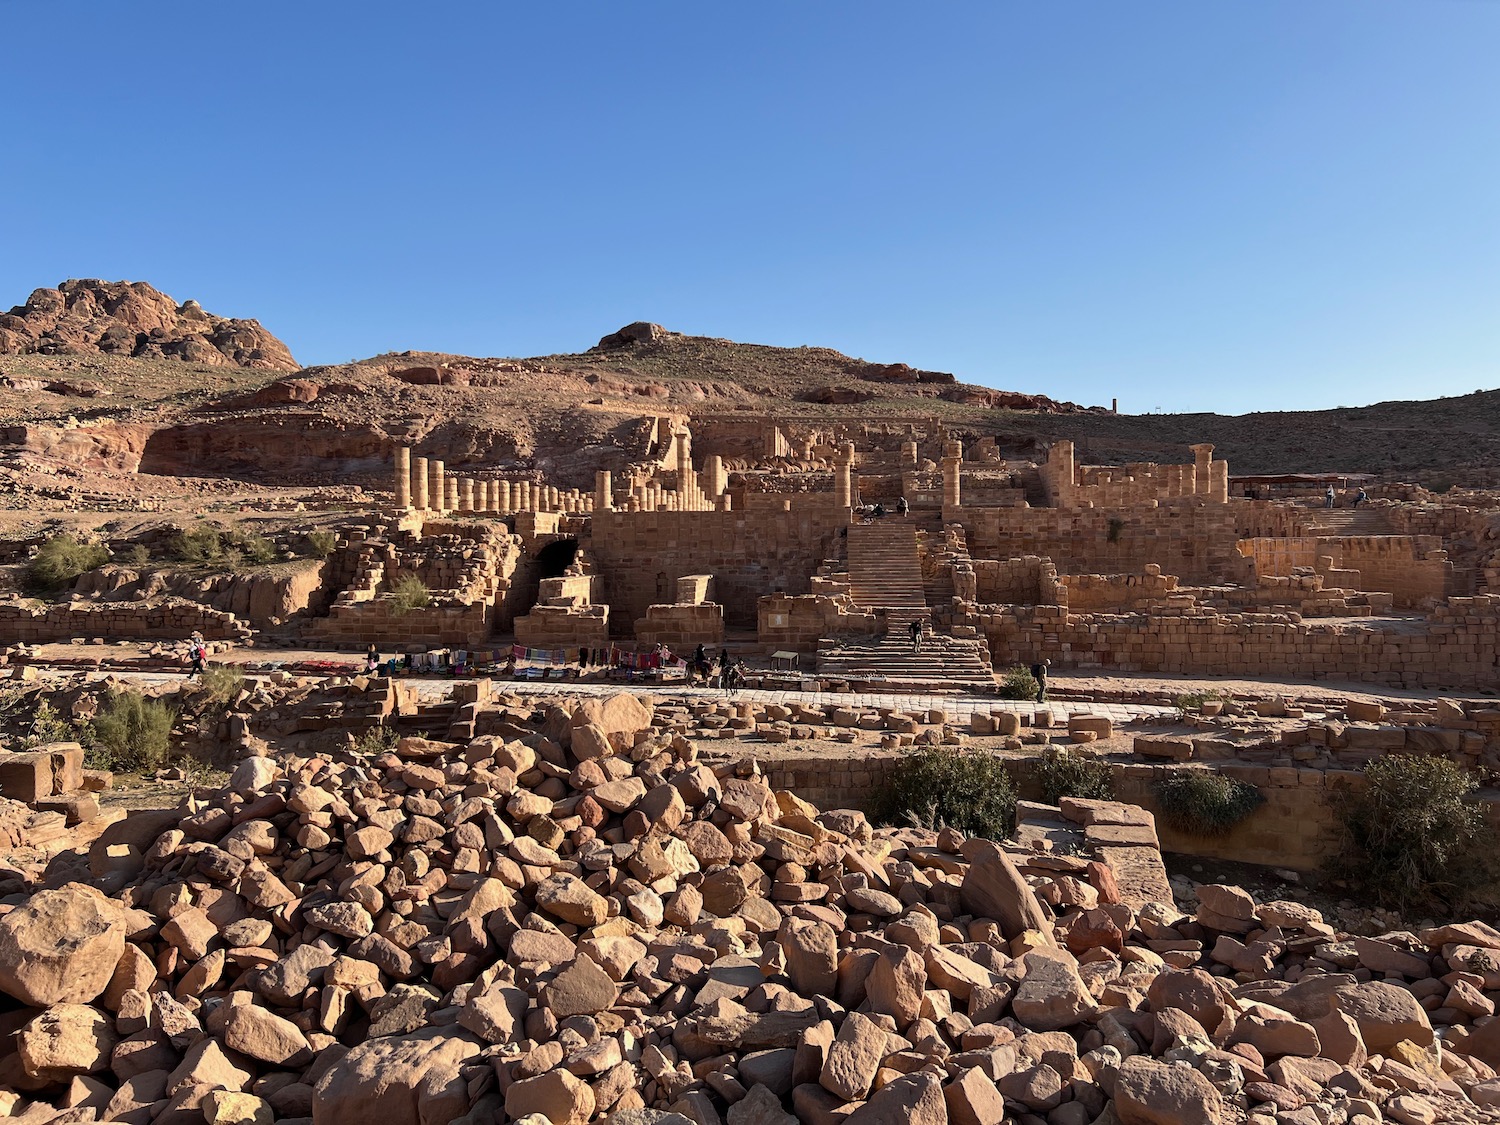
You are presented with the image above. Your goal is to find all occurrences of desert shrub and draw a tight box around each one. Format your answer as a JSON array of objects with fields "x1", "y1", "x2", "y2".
[
  {"x1": 173, "y1": 524, "x2": 276, "y2": 568},
  {"x1": 997, "y1": 665, "x2": 1039, "y2": 701},
  {"x1": 173, "y1": 524, "x2": 224, "y2": 564},
  {"x1": 305, "y1": 530, "x2": 339, "y2": 558},
  {"x1": 876, "y1": 746, "x2": 1016, "y2": 840},
  {"x1": 391, "y1": 574, "x2": 432, "y2": 614},
  {"x1": 353, "y1": 723, "x2": 400, "y2": 756},
  {"x1": 231, "y1": 531, "x2": 276, "y2": 565},
  {"x1": 89, "y1": 689, "x2": 178, "y2": 771},
  {"x1": 26, "y1": 535, "x2": 108, "y2": 593},
  {"x1": 1330, "y1": 754, "x2": 1499, "y2": 914},
  {"x1": 1030, "y1": 746, "x2": 1115, "y2": 805},
  {"x1": 198, "y1": 664, "x2": 245, "y2": 708},
  {"x1": 117, "y1": 543, "x2": 151, "y2": 567},
  {"x1": 1174, "y1": 689, "x2": 1226, "y2": 711},
  {"x1": 21, "y1": 701, "x2": 76, "y2": 749},
  {"x1": 1153, "y1": 771, "x2": 1264, "y2": 836}
]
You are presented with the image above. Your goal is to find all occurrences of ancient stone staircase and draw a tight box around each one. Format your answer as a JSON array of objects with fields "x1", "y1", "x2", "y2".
[
  {"x1": 1297, "y1": 507, "x2": 1392, "y2": 537},
  {"x1": 826, "y1": 521, "x2": 997, "y2": 686},
  {"x1": 815, "y1": 630, "x2": 995, "y2": 687},
  {"x1": 846, "y1": 522, "x2": 927, "y2": 610}
]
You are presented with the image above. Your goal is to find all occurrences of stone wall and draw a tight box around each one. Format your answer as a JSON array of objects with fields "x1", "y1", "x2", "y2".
[
  {"x1": 971, "y1": 597, "x2": 1500, "y2": 690},
  {"x1": 972, "y1": 556, "x2": 1058, "y2": 605},
  {"x1": 749, "y1": 749, "x2": 1340, "y2": 871},
  {"x1": 513, "y1": 605, "x2": 608, "y2": 649},
  {"x1": 757, "y1": 592, "x2": 879, "y2": 655},
  {"x1": 960, "y1": 504, "x2": 1251, "y2": 585},
  {"x1": 0, "y1": 598, "x2": 250, "y2": 642},
  {"x1": 587, "y1": 510, "x2": 845, "y2": 632},
  {"x1": 312, "y1": 596, "x2": 493, "y2": 648},
  {"x1": 633, "y1": 603, "x2": 725, "y2": 648},
  {"x1": 1058, "y1": 566, "x2": 1178, "y2": 613}
]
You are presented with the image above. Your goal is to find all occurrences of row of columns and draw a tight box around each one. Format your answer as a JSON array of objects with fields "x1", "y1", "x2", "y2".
[{"x1": 394, "y1": 446, "x2": 731, "y2": 516}]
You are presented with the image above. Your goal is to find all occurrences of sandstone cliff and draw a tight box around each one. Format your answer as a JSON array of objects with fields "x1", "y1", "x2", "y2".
[{"x1": 0, "y1": 279, "x2": 297, "y2": 371}]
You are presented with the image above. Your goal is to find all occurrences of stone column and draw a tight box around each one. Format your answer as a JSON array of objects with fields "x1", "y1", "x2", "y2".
[
  {"x1": 499, "y1": 481, "x2": 512, "y2": 513},
  {"x1": 903, "y1": 440, "x2": 918, "y2": 468},
  {"x1": 943, "y1": 439, "x2": 963, "y2": 509},
  {"x1": 675, "y1": 427, "x2": 695, "y2": 507},
  {"x1": 1049, "y1": 441, "x2": 1075, "y2": 508},
  {"x1": 414, "y1": 457, "x2": 429, "y2": 512},
  {"x1": 595, "y1": 471, "x2": 613, "y2": 512},
  {"x1": 394, "y1": 447, "x2": 411, "y2": 508},
  {"x1": 461, "y1": 478, "x2": 474, "y2": 512},
  {"x1": 430, "y1": 460, "x2": 446, "y2": 513},
  {"x1": 704, "y1": 455, "x2": 726, "y2": 500},
  {"x1": 446, "y1": 478, "x2": 458, "y2": 512},
  {"x1": 1211, "y1": 460, "x2": 1229, "y2": 504},
  {"x1": 1189, "y1": 443, "x2": 1215, "y2": 498},
  {"x1": 835, "y1": 442, "x2": 854, "y2": 509}
]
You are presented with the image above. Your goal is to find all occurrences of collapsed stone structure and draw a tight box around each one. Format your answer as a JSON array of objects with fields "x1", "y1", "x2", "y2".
[{"x1": 7, "y1": 691, "x2": 1500, "y2": 1125}]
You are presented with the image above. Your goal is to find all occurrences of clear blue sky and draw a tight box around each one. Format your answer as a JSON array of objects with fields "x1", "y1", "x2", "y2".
[{"x1": 3, "y1": 2, "x2": 1496, "y2": 415}]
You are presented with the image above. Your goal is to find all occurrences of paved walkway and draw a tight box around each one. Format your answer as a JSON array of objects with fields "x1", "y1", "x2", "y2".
[{"x1": 47, "y1": 667, "x2": 1176, "y2": 725}]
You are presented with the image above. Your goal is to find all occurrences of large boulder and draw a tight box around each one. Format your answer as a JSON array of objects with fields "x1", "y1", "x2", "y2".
[
  {"x1": 1113, "y1": 1055, "x2": 1225, "y2": 1124},
  {"x1": 311, "y1": 1028, "x2": 484, "y2": 1125},
  {"x1": 0, "y1": 884, "x2": 125, "y2": 1006},
  {"x1": 959, "y1": 843, "x2": 1055, "y2": 943}
]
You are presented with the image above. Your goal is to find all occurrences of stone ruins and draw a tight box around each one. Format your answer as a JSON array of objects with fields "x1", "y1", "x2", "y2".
[
  {"x1": 4, "y1": 400, "x2": 1500, "y2": 1125},
  {"x1": 305, "y1": 414, "x2": 1493, "y2": 695}
]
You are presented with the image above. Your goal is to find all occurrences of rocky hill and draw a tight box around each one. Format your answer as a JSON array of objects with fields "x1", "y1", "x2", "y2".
[
  {"x1": 0, "y1": 302, "x2": 1497, "y2": 494},
  {"x1": 0, "y1": 280, "x2": 297, "y2": 371}
]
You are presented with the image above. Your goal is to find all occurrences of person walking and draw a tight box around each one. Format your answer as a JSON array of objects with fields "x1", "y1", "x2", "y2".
[
  {"x1": 1325, "y1": 486, "x2": 1336, "y2": 509},
  {"x1": 186, "y1": 632, "x2": 206, "y2": 679},
  {"x1": 1031, "y1": 658, "x2": 1050, "y2": 703},
  {"x1": 909, "y1": 618, "x2": 923, "y2": 653}
]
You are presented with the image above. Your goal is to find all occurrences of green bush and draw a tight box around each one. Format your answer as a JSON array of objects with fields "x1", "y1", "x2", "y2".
[
  {"x1": 305, "y1": 530, "x2": 339, "y2": 559},
  {"x1": 1175, "y1": 689, "x2": 1226, "y2": 711},
  {"x1": 233, "y1": 532, "x2": 276, "y2": 565},
  {"x1": 173, "y1": 524, "x2": 275, "y2": 569},
  {"x1": 26, "y1": 535, "x2": 109, "y2": 593},
  {"x1": 391, "y1": 574, "x2": 432, "y2": 615},
  {"x1": 1153, "y1": 771, "x2": 1264, "y2": 836},
  {"x1": 997, "y1": 665, "x2": 1040, "y2": 701},
  {"x1": 1031, "y1": 746, "x2": 1115, "y2": 805},
  {"x1": 89, "y1": 690, "x2": 178, "y2": 771},
  {"x1": 198, "y1": 665, "x2": 245, "y2": 708},
  {"x1": 353, "y1": 723, "x2": 400, "y2": 756},
  {"x1": 876, "y1": 746, "x2": 1016, "y2": 839},
  {"x1": 21, "y1": 701, "x2": 76, "y2": 749},
  {"x1": 173, "y1": 524, "x2": 224, "y2": 564},
  {"x1": 117, "y1": 543, "x2": 151, "y2": 567},
  {"x1": 1330, "y1": 754, "x2": 1499, "y2": 914}
]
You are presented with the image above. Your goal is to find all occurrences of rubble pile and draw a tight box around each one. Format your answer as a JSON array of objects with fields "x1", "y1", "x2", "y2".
[{"x1": 4, "y1": 691, "x2": 1500, "y2": 1124}]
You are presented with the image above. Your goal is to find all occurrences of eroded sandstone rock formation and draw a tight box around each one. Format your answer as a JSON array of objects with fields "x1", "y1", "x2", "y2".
[{"x1": 0, "y1": 280, "x2": 297, "y2": 371}]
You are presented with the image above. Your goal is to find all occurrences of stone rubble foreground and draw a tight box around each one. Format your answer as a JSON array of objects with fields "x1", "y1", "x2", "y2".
[{"x1": 1, "y1": 692, "x2": 1499, "y2": 1125}]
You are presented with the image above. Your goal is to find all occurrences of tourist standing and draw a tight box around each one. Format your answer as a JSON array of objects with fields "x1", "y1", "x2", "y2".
[
  {"x1": 1325, "y1": 486, "x2": 1336, "y2": 509},
  {"x1": 1031, "y1": 658, "x2": 1050, "y2": 703},
  {"x1": 909, "y1": 618, "x2": 923, "y2": 653}
]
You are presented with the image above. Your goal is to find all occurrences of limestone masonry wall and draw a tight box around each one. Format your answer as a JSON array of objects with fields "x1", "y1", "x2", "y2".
[{"x1": 960, "y1": 504, "x2": 1250, "y2": 585}]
